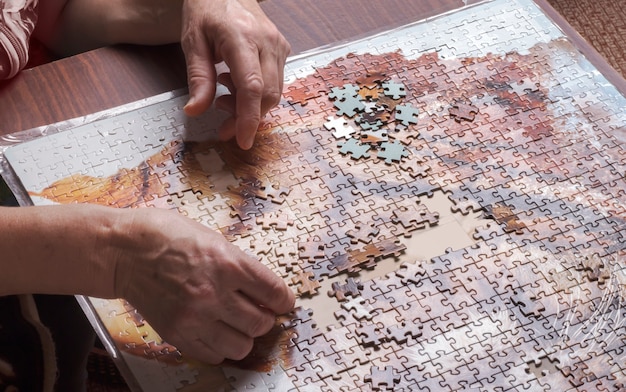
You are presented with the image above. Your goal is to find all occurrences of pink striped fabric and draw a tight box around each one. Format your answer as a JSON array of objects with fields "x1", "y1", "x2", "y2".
[{"x1": 0, "y1": 0, "x2": 39, "y2": 79}]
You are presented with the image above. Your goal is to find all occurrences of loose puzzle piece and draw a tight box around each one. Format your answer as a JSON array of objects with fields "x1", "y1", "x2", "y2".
[
  {"x1": 291, "y1": 271, "x2": 321, "y2": 297},
  {"x1": 2, "y1": 0, "x2": 626, "y2": 390},
  {"x1": 377, "y1": 140, "x2": 409, "y2": 164},
  {"x1": 323, "y1": 115, "x2": 356, "y2": 140},
  {"x1": 393, "y1": 104, "x2": 419, "y2": 126},
  {"x1": 448, "y1": 101, "x2": 480, "y2": 122},
  {"x1": 365, "y1": 365, "x2": 401, "y2": 391},
  {"x1": 328, "y1": 278, "x2": 363, "y2": 301},
  {"x1": 338, "y1": 138, "x2": 370, "y2": 160}
]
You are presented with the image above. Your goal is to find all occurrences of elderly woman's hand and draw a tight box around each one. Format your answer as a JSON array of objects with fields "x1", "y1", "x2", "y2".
[
  {"x1": 114, "y1": 208, "x2": 296, "y2": 364},
  {"x1": 181, "y1": 0, "x2": 290, "y2": 150}
]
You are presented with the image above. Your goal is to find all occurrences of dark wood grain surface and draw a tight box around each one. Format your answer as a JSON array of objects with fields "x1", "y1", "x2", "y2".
[
  {"x1": 0, "y1": 45, "x2": 187, "y2": 135},
  {"x1": 0, "y1": 0, "x2": 623, "y2": 136}
]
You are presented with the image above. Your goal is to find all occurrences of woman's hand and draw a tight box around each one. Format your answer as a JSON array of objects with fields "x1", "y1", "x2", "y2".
[
  {"x1": 180, "y1": 0, "x2": 290, "y2": 150},
  {"x1": 33, "y1": 0, "x2": 289, "y2": 151},
  {"x1": 113, "y1": 208, "x2": 295, "y2": 364}
]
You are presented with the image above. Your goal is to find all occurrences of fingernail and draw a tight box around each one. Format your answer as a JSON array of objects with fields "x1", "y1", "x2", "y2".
[
  {"x1": 238, "y1": 133, "x2": 253, "y2": 150},
  {"x1": 244, "y1": 135, "x2": 254, "y2": 150},
  {"x1": 245, "y1": 132, "x2": 256, "y2": 149},
  {"x1": 183, "y1": 96, "x2": 196, "y2": 114}
]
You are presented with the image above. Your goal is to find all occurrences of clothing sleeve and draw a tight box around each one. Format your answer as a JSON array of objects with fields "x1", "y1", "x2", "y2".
[{"x1": 0, "y1": 0, "x2": 39, "y2": 80}]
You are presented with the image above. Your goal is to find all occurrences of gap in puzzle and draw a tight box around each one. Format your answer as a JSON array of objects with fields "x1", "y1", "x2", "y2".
[{"x1": 2, "y1": 0, "x2": 625, "y2": 390}]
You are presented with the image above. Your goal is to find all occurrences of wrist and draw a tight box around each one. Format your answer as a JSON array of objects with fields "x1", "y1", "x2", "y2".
[
  {"x1": 107, "y1": 208, "x2": 170, "y2": 301},
  {"x1": 107, "y1": 0, "x2": 183, "y2": 46},
  {"x1": 0, "y1": 204, "x2": 122, "y2": 298},
  {"x1": 36, "y1": 0, "x2": 183, "y2": 57}
]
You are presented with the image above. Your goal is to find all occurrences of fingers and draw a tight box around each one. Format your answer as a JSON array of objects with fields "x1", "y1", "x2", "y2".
[
  {"x1": 119, "y1": 209, "x2": 295, "y2": 365},
  {"x1": 185, "y1": 253, "x2": 293, "y2": 363},
  {"x1": 219, "y1": 290, "x2": 277, "y2": 337},
  {"x1": 259, "y1": 44, "x2": 286, "y2": 115},
  {"x1": 215, "y1": 76, "x2": 237, "y2": 142},
  {"x1": 179, "y1": 0, "x2": 290, "y2": 149},
  {"x1": 221, "y1": 41, "x2": 265, "y2": 150},
  {"x1": 181, "y1": 28, "x2": 217, "y2": 117},
  {"x1": 215, "y1": 46, "x2": 287, "y2": 147},
  {"x1": 185, "y1": 321, "x2": 254, "y2": 364},
  {"x1": 235, "y1": 256, "x2": 296, "y2": 316}
]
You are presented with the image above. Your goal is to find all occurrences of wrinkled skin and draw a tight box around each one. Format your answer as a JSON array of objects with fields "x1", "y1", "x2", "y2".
[{"x1": 181, "y1": 0, "x2": 290, "y2": 149}]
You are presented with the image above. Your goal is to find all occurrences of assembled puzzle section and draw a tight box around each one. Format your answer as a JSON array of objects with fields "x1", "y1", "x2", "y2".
[{"x1": 2, "y1": 0, "x2": 626, "y2": 390}]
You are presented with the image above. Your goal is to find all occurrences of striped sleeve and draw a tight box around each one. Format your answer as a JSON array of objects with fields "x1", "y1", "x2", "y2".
[{"x1": 0, "y1": 0, "x2": 39, "y2": 80}]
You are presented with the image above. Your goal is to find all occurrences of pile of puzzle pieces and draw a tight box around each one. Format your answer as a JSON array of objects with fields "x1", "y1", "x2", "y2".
[{"x1": 226, "y1": 43, "x2": 625, "y2": 390}]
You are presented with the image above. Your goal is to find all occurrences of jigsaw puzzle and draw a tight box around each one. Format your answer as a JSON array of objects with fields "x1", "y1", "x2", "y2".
[{"x1": 1, "y1": 0, "x2": 625, "y2": 390}]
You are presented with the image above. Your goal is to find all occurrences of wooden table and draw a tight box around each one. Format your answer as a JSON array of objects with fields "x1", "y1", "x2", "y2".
[{"x1": 2, "y1": 0, "x2": 623, "y2": 136}]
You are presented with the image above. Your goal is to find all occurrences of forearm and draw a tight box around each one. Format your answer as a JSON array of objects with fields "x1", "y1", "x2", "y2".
[
  {"x1": 0, "y1": 204, "x2": 125, "y2": 298},
  {"x1": 34, "y1": 0, "x2": 183, "y2": 57}
]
